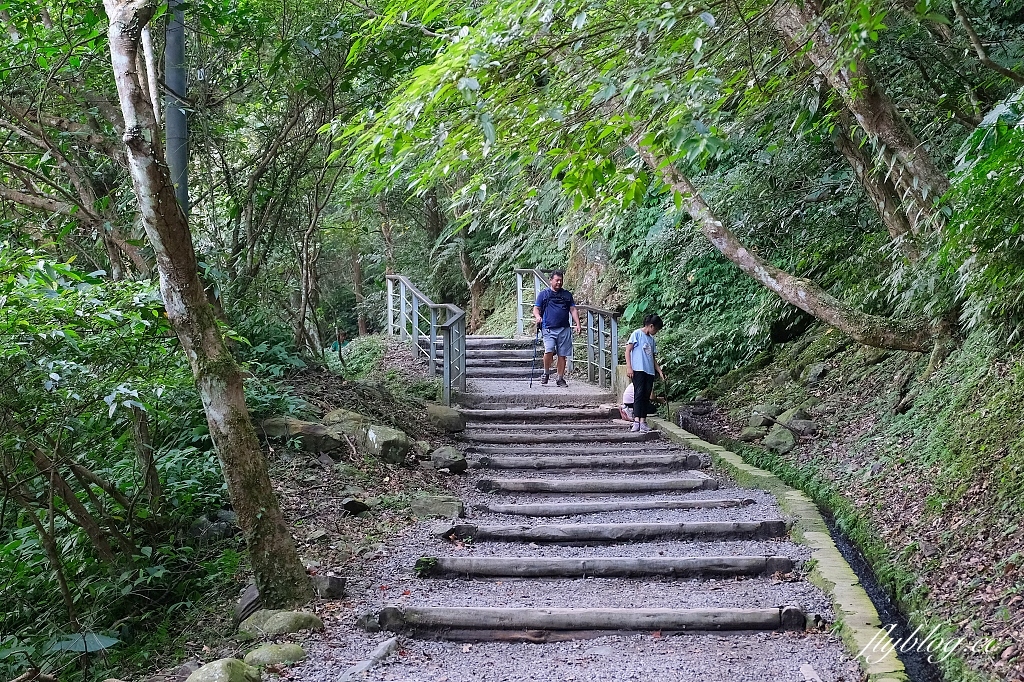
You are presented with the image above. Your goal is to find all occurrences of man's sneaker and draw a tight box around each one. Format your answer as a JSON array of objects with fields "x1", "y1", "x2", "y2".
[
  {"x1": 639, "y1": 422, "x2": 651, "y2": 434},
  {"x1": 630, "y1": 421, "x2": 641, "y2": 432},
  {"x1": 540, "y1": 373, "x2": 549, "y2": 385},
  {"x1": 556, "y1": 376, "x2": 568, "y2": 388}
]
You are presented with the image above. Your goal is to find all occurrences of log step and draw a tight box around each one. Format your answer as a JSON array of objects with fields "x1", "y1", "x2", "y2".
[
  {"x1": 477, "y1": 477, "x2": 718, "y2": 493},
  {"x1": 471, "y1": 453, "x2": 703, "y2": 471},
  {"x1": 373, "y1": 606, "x2": 807, "y2": 636},
  {"x1": 468, "y1": 444, "x2": 679, "y2": 455},
  {"x1": 462, "y1": 432, "x2": 659, "y2": 444},
  {"x1": 475, "y1": 498, "x2": 756, "y2": 516},
  {"x1": 434, "y1": 520, "x2": 789, "y2": 543},
  {"x1": 416, "y1": 555, "x2": 795, "y2": 578},
  {"x1": 466, "y1": 421, "x2": 622, "y2": 431},
  {"x1": 460, "y1": 407, "x2": 619, "y2": 421}
]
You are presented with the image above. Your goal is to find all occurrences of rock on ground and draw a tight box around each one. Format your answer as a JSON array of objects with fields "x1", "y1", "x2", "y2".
[
  {"x1": 425, "y1": 403, "x2": 466, "y2": 432},
  {"x1": 430, "y1": 446, "x2": 467, "y2": 473},
  {"x1": 243, "y1": 644, "x2": 307, "y2": 667},
  {"x1": 410, "y1": 495, "x2": 465, "y2": 519},
  {"x1": 239, "y1": 610, "x2": 324, "y2": 637},
  {"x1": 184, "y1": 659, "x2": 260, "y2": 682}
]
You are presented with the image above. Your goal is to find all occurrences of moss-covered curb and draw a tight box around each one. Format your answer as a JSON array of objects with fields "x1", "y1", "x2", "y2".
[{"x1": 652, "y1": 417, "x2": 908, "y2": 682}]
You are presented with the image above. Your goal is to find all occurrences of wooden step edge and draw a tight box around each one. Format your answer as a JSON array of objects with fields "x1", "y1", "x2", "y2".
[
  {"x1": 366, "y1": 606, "x2": 808, "y2": 636},
  {"x1": 474, "y1": 498, "x2": 756, "y2": 516},
  {"x1": 431, "y1": 520, "x2": 791, "y2": 543},
  {"x1": 414, "y1": 555, "x2": 796, "y2": 578}
]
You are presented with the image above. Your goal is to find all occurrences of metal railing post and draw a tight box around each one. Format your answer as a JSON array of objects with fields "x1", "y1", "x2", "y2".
[
  {"x1": 428, "y1": 307, "x2": 438, "y2": 376},
  {"x1": 597, "y1": 313, "x2": 607, "y2": 388},
  {"x1": 606, "y1": 315, "x2": 614, "y2": 387},
  {"x1": 457, "y1": 315, "x2": 467, "y2": 393},
  {"x1": 516, "y1": 271, "x2": 524, "y2": 337},
  {"x1": 398, "y1": 281, "x2": 408, "y2": 340},
  {"x1": 386, "y1": 277, "x2": 395, "y2": 336},
  {"x1": 411, "y1": 295, "x2": 420, "y2": 354},
  {"x1": 441, "y1": 326, "x2": 452, "y2": 406},
  {"x1": 586, "y1": 310, "x2": 596, "y2": 383}
]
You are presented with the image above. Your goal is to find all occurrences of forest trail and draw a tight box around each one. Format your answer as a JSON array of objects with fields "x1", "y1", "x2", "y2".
[{"x1": 296, "y1": 337, "x2": 865, "y2": 681}]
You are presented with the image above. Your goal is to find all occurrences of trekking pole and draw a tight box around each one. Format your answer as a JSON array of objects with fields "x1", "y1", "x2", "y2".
[{"x1": 529, "y1": 324, "x2": 541, "y2": 388}]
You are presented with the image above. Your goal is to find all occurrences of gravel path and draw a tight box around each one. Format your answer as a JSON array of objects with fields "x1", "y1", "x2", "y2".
[{"x1": 289, "y1": 381, "x2": 863, "y2": 682}]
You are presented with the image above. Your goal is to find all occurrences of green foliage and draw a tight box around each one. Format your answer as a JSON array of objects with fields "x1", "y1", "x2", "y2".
[
  {"x1": 339, "y1": 335, "x2": 386, "y2": 379},
  {"x1": 0, "y1": 248, "x2": 298, "y2": 681}
]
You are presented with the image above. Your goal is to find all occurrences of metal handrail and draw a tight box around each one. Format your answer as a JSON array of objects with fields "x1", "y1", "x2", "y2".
[
  {"x1": 386, "y1": 274, "x2": 467, "y2": 405},
  {"x1": 514, "y1": 267, "x2": 619, "y2": 390}
]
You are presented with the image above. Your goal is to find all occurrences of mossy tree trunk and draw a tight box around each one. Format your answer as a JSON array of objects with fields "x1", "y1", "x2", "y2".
[
  {"x1": 638, "y1": 147, "x2": 935, "y2": 352},
  {"x1": 103, "y1": 0, "x2": 312, "y2": 607}
]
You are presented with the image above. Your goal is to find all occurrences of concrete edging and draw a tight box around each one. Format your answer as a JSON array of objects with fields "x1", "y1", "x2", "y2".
[{"x1": 651, "y1": 418, "x2": 908, "y2": 682}]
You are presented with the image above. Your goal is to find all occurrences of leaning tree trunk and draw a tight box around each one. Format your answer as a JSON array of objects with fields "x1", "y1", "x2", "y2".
[
  {"x1": 637, "y1": 147, "x2": 934, "y2": 352},
  {"x1": 831, "y1": 111, "x2": 922, "y2": 262},
  {"x1": 103, "y1": 0, "x2": 312, "y2": 607},
  {"x1": 774, "y1": 2, "x2": 949, "y2": 227}
]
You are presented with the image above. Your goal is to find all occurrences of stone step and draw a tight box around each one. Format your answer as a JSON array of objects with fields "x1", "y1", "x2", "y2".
[
  {"x1": 476, "y1": 498, "x2": 756, "y2": 516},
  {"x1": 460, "y1": 407, "x2": 619, "y2": 421},
  {"x1": 455, "y1": 393, "x2": 617, "y2": 409},
  {"x1": 471, "y1": 453, "x2": 703, "y2": 471},
  {"x1": 372, "y1": 606, "x2": 808, "y2": 636},
  {"x1": 461, "y1": 431, "x2": 659, "y2": 444},
  {"x1": 477, "y1": 477, "x2": 719, "y2": 493},
  {"x1": 434, "y1": 520, "x2": 788, "y2": 543},
  {"x1": 415, "y1": 555, "x2": 794, "y2": 578}
]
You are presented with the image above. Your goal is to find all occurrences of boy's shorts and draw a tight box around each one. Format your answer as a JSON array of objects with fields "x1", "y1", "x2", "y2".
[{"x1": 543, "y1": 327, "x2": 573, "y2": 357}]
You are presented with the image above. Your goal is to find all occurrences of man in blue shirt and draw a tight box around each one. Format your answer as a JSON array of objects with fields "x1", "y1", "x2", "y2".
[{"x1": 532, "y1": 270, "x2": 581, "y2": 387}]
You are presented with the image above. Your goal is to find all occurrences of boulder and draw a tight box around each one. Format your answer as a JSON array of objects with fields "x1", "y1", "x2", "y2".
[
  {"x1": 184, "y1": 660, "x2": 260, "y2": 682},
  {"x1": 776, "y1": 407, "x2": 809, "y2": 425},
  {"x1": 187, "y1": 516, "x2": 236, "y2": 544},
  {"x1": 748, "y1": 404, "x2": 781, "y2": 428},
  {"x1": 738, "y1": 426, "x2": 768, "y2": 442},
  {"x1": 259, "y1": 417, "x2": 343, "y2": 452},
  {"x1": 361, "y1": 425, "x2": 412, "y2": 464},
  {"x1": 803, "y1": 362, "x2": 829, "y2": 385},
  {"x1": 238, "y1": 610, "x2": 324, "y2": 637},
  {"x1": 311, "y1": 575, "x2": 346, "y2": 599},
  {"x1": 233, "y1": 584, "x2": 261, "y2": 623},
  {"x1": 788, "y1": 419, "x2": 818, "y2": 436},
  {"x1": 243, "y1": 644, "x2": 306, "y2": 667},
  {"x1": 431, "y1": 446, "x2": 467, "y2": 474},
  {"x1": 763, "y1": 426, "x2": 796, "y2": 454},
  {"x1": 410, "y1": 495, "x2": 465, "y2": 519},
  {"x1": 322, "y1": 408, "x2": 370, "y2": 434},
  {"x1": 341, "y1": 498, "x2": 370, "y2": 515},
  {"x1": 425, "y1": 403, "x2": 466, "y2": 432}
]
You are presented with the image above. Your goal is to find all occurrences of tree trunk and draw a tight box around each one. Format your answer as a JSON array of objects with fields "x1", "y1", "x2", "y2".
[
  {"x1": 637, "y1": 147, "x2": 934, "y2": 352},
  {"x1": 774, "y1": 3, "x2": 949, "y2": 224},
  {"x1": 831, "y1": 112, "x2": 921, "y2": 261},
  {"x1": 350, "y1": 245, "x2": 368, "y2": 336},
  {"x1": 103, "y1": 0, "x2": 312, "y2": 607},
  {"x1": 458, "y1": 244, "x2": 486, "y2": 333},
  {"x1": 424, "y1": 188, "x2": 444, "y2": 242}
]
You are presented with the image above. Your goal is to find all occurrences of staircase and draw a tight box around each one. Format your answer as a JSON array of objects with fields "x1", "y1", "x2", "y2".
[
  {"x1": 350, "y1": 382, "x2": 863, "y2": 680},
  {"x1": 356, "y1": 272, "x2": 872, "y2": 678}
]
